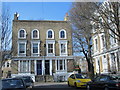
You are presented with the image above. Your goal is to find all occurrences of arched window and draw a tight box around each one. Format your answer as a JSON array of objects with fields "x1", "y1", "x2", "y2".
[
  {"x1": 59, "y1": 29, "x2": 66, "y2": 39},
  {"x1": 60, "y1": 31, "x2": 65, "y2": 38},
  {"x1": 48, "y1": 31, "x2": 52, "y2": 38},
  {"x1": 18, "y1": 29, "x2": 26, "y2": 38},
  {"x1": 47, "y1": 29, "x2": 54, "y2": 39},
  {"x1": 32, "y1": 29, "x2": 39, "y2": 39}
]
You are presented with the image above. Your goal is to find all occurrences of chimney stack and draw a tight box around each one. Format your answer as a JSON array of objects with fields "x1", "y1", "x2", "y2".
[
  {"x1": 14, "y1": 12, "x2": 19, "y2": 20},
  {"x1": 64, "y1": 13, "x2": 69, "y2": 21}
]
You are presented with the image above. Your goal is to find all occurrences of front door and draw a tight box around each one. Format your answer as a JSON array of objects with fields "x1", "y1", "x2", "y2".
[
  {"x1": 45, "y1": 60, "x2": 50, "y2": 75},
  {"x1": 37, "y1": 60, "x2": 42, "y2": 75}
]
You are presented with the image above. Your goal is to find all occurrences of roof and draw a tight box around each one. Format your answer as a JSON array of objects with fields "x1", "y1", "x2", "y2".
[{"x1": 13, "y1": 20, "x2": 68, "y2": 23}]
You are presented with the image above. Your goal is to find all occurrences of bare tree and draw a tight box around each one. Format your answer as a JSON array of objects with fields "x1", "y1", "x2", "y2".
[
  {"x1": 94, "y1": 2, "x2": 120, "y2": 41},
  {"x1": 93, "y1": 1, "x2": 120, "y2": 73},
  {"x1": 0, "y1": 4, "x2": 12, "y2": 78},
  {"x1": 69, "y1": 2, "x2": 98, "y2": 78}
]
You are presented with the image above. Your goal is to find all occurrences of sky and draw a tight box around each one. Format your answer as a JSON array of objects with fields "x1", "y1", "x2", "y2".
[{"x1": 2, "y1": 2, "x2": 72, "y2": 21}]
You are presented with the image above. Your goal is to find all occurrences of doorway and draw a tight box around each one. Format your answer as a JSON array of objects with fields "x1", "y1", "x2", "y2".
[
  {"x1": 45, "y1": 60, "x2": 50, "y2": 75},
  {"x1": 37, "y1": 60, "x2": 42, "y2": 75}
]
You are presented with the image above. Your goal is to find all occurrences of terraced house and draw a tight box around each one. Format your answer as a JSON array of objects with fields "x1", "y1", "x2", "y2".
[
  {"x1": 92, "y1": 1, "x2": 120, "y2": 74},
  {"x1": 11, "y1": 13, "x2": 74, "y2": 81}
]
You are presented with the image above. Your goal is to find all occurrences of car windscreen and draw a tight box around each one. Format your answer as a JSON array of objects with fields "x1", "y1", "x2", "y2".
[
  {"x1": 22, "y1": 77, "x2": 32, "y2": 82},
  {"x1": 75, "y1": 74, "x2": 87, "y2": 79},
  {"x1": 2, "y1": 79, "x2": 25, "y2": 89},
  {"x1": 111, "y1": 76, "x2": 120, "y2": 80}
]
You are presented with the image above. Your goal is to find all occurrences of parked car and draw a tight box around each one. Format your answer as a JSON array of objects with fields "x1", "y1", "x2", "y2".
[
  {"x1": 15, "y1": 76, "x2": 34, "y2": 88},
  {"x1": 67, "y1": 73, "x2": 91, "y2": 88},
  {"x1": 2, "y1": 78, "x2": 26, "y2": 90},
  {"x1": 87, "y1": 74, "x2": 120, "y2": 90}
]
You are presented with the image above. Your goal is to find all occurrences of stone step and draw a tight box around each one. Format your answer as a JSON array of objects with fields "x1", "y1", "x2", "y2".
[{"x1": 35, "y1": 75, "x2": 54, "y2": 82}]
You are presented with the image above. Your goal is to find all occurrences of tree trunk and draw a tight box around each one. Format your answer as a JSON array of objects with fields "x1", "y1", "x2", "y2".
[{"x1": 87, "y1": 59, "x2": 94, "y2": 79}]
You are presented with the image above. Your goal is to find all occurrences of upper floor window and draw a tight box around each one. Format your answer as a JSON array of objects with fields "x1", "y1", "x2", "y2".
[
  {"x1": 59, "y1": 40, "x2": 68, "y2": 56},
  {"x1": 48, "y1": 44, "x2": 53, "y2": 53},
  {"x1": 31, "y1": 41, "x2": 40, "y2": 56},
  {"x1": 110, "y1": 30, "x2": 117, "y2": 46},
  {"x1": 101, "y1": 35, "x2": 106, "y2": 49},
  {"x1": 59, "y1": 29, "x2": 66, "y2": 39},
  {"x1": 33, "y1": 43, "x2": 39, "y2": 53},
  {"x1": 94, "y1": 38, "x2": 98, "y2": 52},
  {"x1": 32, "y1": 29, "x2": 39, "y2": 39},
  {"x1": 61, "y1": 44, "x2": 66, "y2": 53},
  {"x1": 18, "y1": 29, "x2": 26, "y2": 39},
  {"x1": 19, "y1": 43, "x2": 26, "y2": 54},
  {"x1": 47, "y1": 29, "x2": 54, "y2": 39},
  {"x1": 18, "y1": 40, "x2": 27, "y2": 56},
  {"x1": 46, "y1": 40, "x2": 55, "y2": 56}
]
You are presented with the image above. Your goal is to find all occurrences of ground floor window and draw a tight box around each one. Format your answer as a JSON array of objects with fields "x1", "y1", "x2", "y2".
[
  {"x1": 20, "y1": 60, "x2": 30, "y2": 73},
  {"x1": 57, "y1": 60, "x2": 66, "y2": 71}
]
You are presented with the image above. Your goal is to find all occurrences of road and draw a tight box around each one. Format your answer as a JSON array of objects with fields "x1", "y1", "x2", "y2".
[{"x1": 32, "y1": 82, "x2": 87, "y2": 90}]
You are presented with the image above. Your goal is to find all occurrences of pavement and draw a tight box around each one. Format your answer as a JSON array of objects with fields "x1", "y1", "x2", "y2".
[{"x1": 34, "y1": 81, "x2": 67, "y2": 86}]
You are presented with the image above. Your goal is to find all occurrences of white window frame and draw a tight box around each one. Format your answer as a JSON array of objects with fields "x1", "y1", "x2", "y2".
[
  {"x1": 99, "y1": 33, "x2": 106, "y2": 51},
  {"x1": 46, "y1": 40, "x2": 55, "y2": 56},
  {"x1": 31, "y1": 29, "x2": 39, "y2": 39},
  {"x1": 19, "y1": 60, "x2": 30, "y2": 73},
  {"x1": 93, "y1": 36, "x2": 98, "y2": 53},
  {"x1": 59, "y1": 40, "x2": 68, "y2": 56},
  {"x1": 109, "y1": 30, "x2": 118, "y2": 47},
  {"x1": 59, "y1": 29, "x2": 67, "y2": 39},
  {"x1": 57, "y1": 59, "x2": 66, "y2": 71},
  {"x1": 46, "y1": 29, "x2": 54, "y2": 39},
  {"x1": 31, "y1": 40, "x2": 40, "y2": 56},
  {"x1": 18, "y1": 40, "x2": 27, "y2": 56},
  {"x1": 48, "y1": 44, "x2": 53, "y2": 54},
  {"x1": 18, "y1": 29, "x2": 26, "y2": 39}
]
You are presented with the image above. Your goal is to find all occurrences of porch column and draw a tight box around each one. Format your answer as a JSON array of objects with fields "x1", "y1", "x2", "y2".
[
  {"x1": 65, "y1": 59, "x2": 67, "y2": 71},
  {"x1": 34, "y1": 60, "x2": 37, "y2": 75},
  {"x1": 58, "y1": 59, "x2": 60, "y2": 70},
  {"x1": 18, "y1": 60, "x2": 20, "y2": 73},
  {"x1": 55, "y1": 58, "x2": 57, "y2": 72},
  {"x1": 50, "y1": 59, "x2": 52, "y2": 75},
  {"x1": 29, "y1": 60, "x2": 31, "y2": 73},
  {"x1": 42, "y1": 59, "x2": 45, "y2": 75}
]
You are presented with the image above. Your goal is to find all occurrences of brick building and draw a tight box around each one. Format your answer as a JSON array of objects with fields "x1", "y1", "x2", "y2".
[{"x1": 11, "y1": 13, "x2": 75, "y2": 81}]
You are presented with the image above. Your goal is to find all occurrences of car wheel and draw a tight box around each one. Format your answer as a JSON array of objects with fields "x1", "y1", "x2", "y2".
[
  {"x1": 68, "y1": 81, "x2": 70, "y2": 87},
  {"x1": 87, "y1": 85, "x2": 91, "y2": 90},
  {"x1": 30, "y1": 83, "x2": 34, "y2": 88},
  {"x1": 104, "y1": 87, "x2": 109, "y2": 90},
  {"x1": 74, "y1": 83, "x2": 78, "y2": 88}
]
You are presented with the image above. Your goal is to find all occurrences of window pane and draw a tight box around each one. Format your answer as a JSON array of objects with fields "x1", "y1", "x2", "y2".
[
  {"x1": 48, "y1": 31, "x2": 52, "y2": 38},
  {"x1": 61, "y1": 44, "x2": 66, "y2": 53},
  {"x1": 7, "y1": 62, "x2": 10, "y2": 67},
  {"x1": 57, "y1": 60, "x2": 59, "y2": 70},
  {"x1": 23, "y1": 61, "x2": 26, "y2": 72},
  {"x1": 20, "y1": 30, "x2": 25, "y2": 38},
  {"x1": 60, "y1": 31, "x2": 65, "y2": 38},
  {"x1": 48, "y1": 44, "x2": 53, "y2": 53},
  {"x1": 33, "y1": 43, "x2": 38, "y2": 53},
  {"x1": 19, "y1": 43, "x2": 25, "y2": 53},
  {"x1": 60, "y1": 60, "x2": 63, "y2": 70},
  {"x1": 20, "y1": 61, "x2": 29, "y2": 73},
  {"x1": 33, "y1": 30, "x2": 38, "y2": 38}
]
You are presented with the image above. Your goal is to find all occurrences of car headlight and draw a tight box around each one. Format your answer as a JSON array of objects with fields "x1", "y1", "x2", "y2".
[{"x1": 76, "y1": 80, "x2": 81, "y2": 82}]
